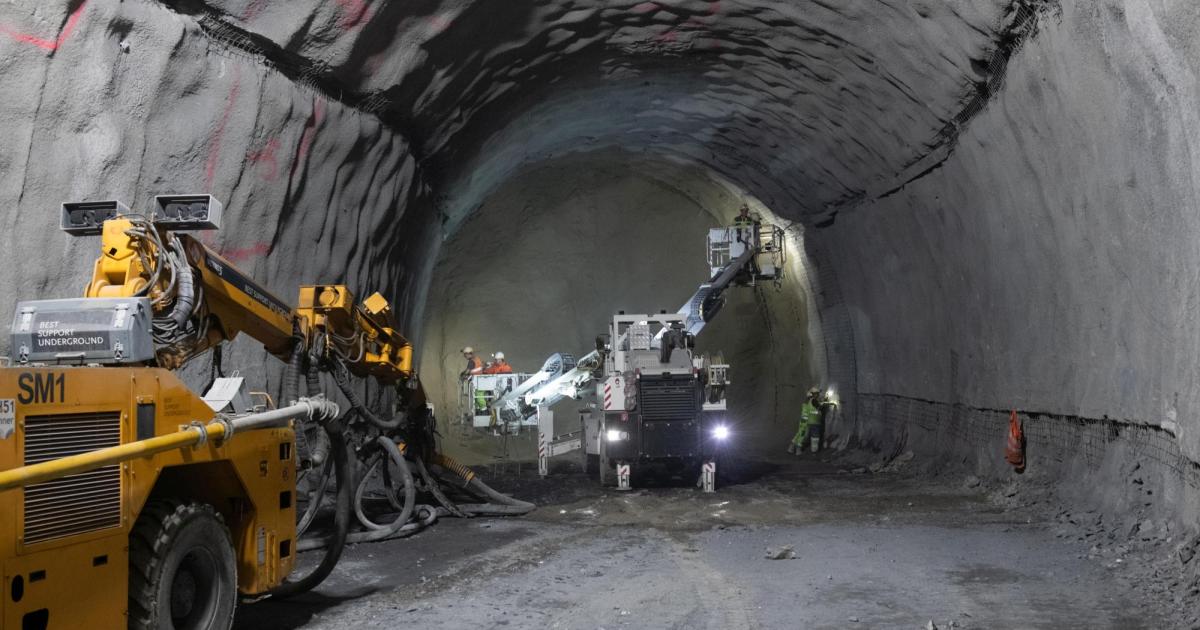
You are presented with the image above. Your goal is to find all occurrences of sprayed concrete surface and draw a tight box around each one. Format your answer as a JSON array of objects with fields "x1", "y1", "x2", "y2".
[{"x1": 234, "y1": 455, "x2": 1176, "y2": 629}]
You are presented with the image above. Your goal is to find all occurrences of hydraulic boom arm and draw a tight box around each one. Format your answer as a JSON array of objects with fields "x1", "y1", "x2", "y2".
[{"x1": 491, "y1": 217, "x2": 783, "y2": 425}]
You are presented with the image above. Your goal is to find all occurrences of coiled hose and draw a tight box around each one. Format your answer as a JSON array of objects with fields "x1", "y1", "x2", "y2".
[
  {"x1": 268, "y1": 416, "x2": 352, "y2": 598},
  {"x1": 353, "y1": 437, "x2": 416, "y2": 533},
  {"x1": 300, "y1": 505, "x2": 439, "y2": 551}
]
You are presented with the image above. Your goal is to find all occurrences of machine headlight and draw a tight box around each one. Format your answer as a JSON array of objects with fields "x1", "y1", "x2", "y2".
[
  {"x1": 712, "y1": 425, "x2": 730, "y2": 440},
  {"x1": 606, "y1": 429, "x2": 629, "y2": 442}
]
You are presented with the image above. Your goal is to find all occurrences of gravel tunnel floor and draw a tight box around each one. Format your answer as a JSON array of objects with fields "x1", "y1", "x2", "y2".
[{"x1": 235, "y1": 457, "x2": 1168, "y2": 630}]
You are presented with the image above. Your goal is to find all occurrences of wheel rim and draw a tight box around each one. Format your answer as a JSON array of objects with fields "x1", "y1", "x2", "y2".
[{"x1": 169, "y1": 547, "x2": 220, "y2": 628}]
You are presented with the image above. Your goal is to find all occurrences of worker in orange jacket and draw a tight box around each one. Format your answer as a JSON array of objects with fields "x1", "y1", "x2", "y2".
[
  {"x1": 460, "y1": 346, "x2": 484, "y2": 380},
  {"x1": 484, "y1": 352, "x2": 514, "y2": 374}
]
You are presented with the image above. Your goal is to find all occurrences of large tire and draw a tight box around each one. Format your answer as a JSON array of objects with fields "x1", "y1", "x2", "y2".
[{"x1": 129, "y1": 501, "x2": 238, "y2": 630}]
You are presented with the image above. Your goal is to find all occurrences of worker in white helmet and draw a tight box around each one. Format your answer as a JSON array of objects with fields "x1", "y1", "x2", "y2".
[
  {"x1": 484, "y1": 351, "x2": 513, "y2": 374},
  {"x1": 459, "y1": 346, "x2": 484, "y2": 380}
]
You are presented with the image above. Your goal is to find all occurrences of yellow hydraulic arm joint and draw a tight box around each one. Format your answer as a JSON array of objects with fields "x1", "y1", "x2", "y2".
[
  {"x1": 296, "y1": 285, "x2": 414, "y2": 382},
  {"x1": 79, "y1": 211, "x2": 295, "y2": 367},
  {"x1": 63, "y1": 197, "x2": 421, "y2": 408},
  {"x1": 86, "y1": 218, "x2": 156, "y2": 298}
]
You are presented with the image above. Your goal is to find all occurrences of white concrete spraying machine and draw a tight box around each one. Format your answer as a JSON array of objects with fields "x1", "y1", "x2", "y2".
[{"x1": 494, "y1": 214, "x2": 785, "y2": 490}]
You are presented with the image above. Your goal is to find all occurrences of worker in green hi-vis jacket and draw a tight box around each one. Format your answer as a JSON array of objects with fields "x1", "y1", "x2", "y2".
[{"x1": 789, "y1": 387, "x2": 823, "y2": 454}]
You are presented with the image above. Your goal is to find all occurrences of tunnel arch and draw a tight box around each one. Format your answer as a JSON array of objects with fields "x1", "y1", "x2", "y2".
[{"x1": 3, "y1": 0, "x2": 1199, "y2": 532}]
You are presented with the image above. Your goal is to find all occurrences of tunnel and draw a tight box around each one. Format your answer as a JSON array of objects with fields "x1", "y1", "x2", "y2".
[{"x1": 1, "y1": 0, "x2": 1197, "y2": 627}]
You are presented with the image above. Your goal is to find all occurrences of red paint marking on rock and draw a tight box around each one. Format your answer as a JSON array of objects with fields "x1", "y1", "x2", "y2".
[
  {"x1": 246, "y1": 137, "x2": 281, "y2": 181},
  {"x1": 218, "y1": 242, "x2": 271, "y2": 263},
  {"x1": 241, "y1": 0, "x2": 270, "y2": 21},
  {"x1": 0, "y1": 0, "x2": 89, "y2": 52},
  {"x1": 291, "y1": 98, "x2": 326, "y2": 179},
  {"x1": 632, "y1": 1, "x2": 660, "y2": 14},
  {"x1": 335, "y1": 0, "x2": 373, "y2": 30},
  {"x1": 428, "y1": 14, "x2": 453, "y2": 34},
  {"x1": 205, "y1": 67, "x2": 243, "y2": 189}
]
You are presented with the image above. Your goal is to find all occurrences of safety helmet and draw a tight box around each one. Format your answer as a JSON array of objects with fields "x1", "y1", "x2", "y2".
[
  {"x1": 494, "y1": 351, "x2": 505, "y2": 360},
  {"x1": 808, "y1": 387, "x2": 820, "y2": 396},
  {"x1": 461, "y1": 346, "x2": 474, "y2": 354}
]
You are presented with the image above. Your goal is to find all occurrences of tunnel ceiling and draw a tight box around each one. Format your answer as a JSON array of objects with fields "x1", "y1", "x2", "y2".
[{"x1": 176, "y1": 0, "x2": 1023, "y2": 223}]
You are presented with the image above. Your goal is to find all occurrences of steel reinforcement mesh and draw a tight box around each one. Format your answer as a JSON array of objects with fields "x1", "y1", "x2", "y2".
[{"x1": 858, "y1": 393, "x2": 1200, "y2": 491}]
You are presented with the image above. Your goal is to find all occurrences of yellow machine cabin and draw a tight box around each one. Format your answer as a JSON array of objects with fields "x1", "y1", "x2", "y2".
[
  {"x1": 0, "y1": 368, "x2": 299, "y2": 628},
  {"x1": 0, "y1": 195, "x2": 417, "y2": 630}
]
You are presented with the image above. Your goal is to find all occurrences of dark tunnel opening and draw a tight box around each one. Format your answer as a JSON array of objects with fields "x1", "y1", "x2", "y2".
[{"x1": 420, "y1": 150, "x2": 821, "y2": 463}]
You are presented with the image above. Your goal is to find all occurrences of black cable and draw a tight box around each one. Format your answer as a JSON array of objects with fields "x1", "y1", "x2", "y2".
[
  {"x1": 268, "y1": 417, "x2": 352, "y2": 598},
  {"x1": 353, "y1": 438, "x2": 416, "y2": 531},
  {"x1": 415, "y1": 456, "x2": 468, "y2": 518},
  {"x1": 331, "y1": 360, "x2": 402, "y2": 430}
]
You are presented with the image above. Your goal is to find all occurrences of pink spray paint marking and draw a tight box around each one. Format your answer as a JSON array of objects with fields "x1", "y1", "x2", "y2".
[
  {"x1": 241, "y1": 0, "x2": 270, "y2": 21},
  {"x1": 204, "y1": 67, "x2": 243, "y2": 190},
  {"x1": 0, "y1": 0, "x2": 88, "y2": 52},
  {"x1": 246, "y1": 137, "x2": 281, "y2": 181},
  {"x1": 428, "y1": 14, "x2": 453, "y2": 35},
  {"x1": 293, "y1": 98, "x2": 326, "y2": 173},
  {"x1": 632, "y1": 2, "x2": 661, "y2": 14},
  {"x1": 655, "y1": 2, "x2": 721, "y2": 46},
  {"x1": 217, "y1": 242, "x2": 271, "y2": 263},
  {"x1": 195, "y1": 233, "x2": 270, "y2": 264},
  {"x1": 335, "y1": 0, "x2": 373, "y2": 30}
]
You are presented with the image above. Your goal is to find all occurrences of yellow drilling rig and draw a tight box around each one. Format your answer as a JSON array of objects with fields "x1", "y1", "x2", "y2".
[{"x1": 0, "y1": 195, "x2": 531, "y2": 630}]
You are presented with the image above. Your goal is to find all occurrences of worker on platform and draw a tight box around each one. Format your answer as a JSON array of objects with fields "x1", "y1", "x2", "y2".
[
  {"x1": 789, "y1": 387, "x2": 823, "y2": 455},
  {"x1": 733, "y1": 204, "x2": 757, "y2": 244},
  {"x1": 484, "y1": 352, "x2": 514, "y2": 374},
  {"x1": 459, "y1": 346, "x2": 484, "y2": 381},
  {"x1": 732, "y1": 203, "x2": 762, "y2": 280}
]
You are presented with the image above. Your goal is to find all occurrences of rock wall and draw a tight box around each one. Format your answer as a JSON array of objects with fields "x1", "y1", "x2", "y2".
[
  {"x1": 0, "y1": 1, "x2": 436, "y2": 392},
  {"x1": 827, "y1": 0, "x2": 1200, "y2": 524},
  {"x1": 7, "y1": 0, "x2": 1200, "y2": 523}
]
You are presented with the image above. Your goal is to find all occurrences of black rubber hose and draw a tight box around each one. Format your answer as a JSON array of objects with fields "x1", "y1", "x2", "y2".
[
  {"x1": 415, "y1": 456, "x2": 468, "y2": 518},
  {"x1": 269, "y1": 420, "x2": 352, "y2": 598},
  {"x1": 354, "y1": 438, "x2": 416, "y2": 531},
  {"x1": 446, "y1": 504, "x2": 536, "y2": 516},
  {"x1": 432, "y1": 454, "x2": 536, "y2": 512},
  {"x1": 169, "y1": 256, "x2": 194, "y2": 327},
  {"x1": 465, "y1": 478, "x2": 536, "y2": 512},
  {"x1": 303, "y1": 365, "x2": 331, "y2": 465},
  {"x1": 295, "y1": 457, "x2": 332, "y2": 538},
  {"x1": 305, "y1": 367, "x2": 322, "y2": 400},
  {"x1": 282, "y1": 341, "x2": 304, "y2": 405},
  {"x1": 301, "y1": 505, "x2": 438, "y2": 551},
  {"x1": 332, "y1": 360, "x2": 403, "y2": 430}
]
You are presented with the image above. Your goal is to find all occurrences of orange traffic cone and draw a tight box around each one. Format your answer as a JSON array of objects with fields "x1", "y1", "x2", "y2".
[{"x1": 1005, "y1": 410, "x2": 1025, "y2": 473}]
